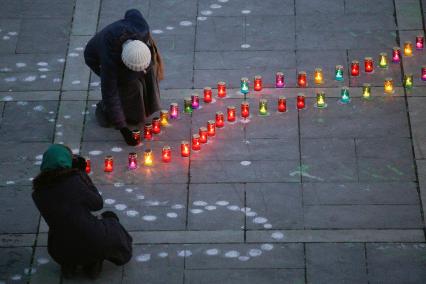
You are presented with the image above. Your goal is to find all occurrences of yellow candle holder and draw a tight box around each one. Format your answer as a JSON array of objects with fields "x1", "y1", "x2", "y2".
[
  {"x1": 144, "y1": 149, "x2": 153, "y2": 166},
  {"x1": 384, "y1": 78, "x2": 394, "y2": 94},
  {"x1": 362, "y1": 83, "x2": 372, "y2": 100},
  {"x1": 314, "y1": 68, "x2": 324, "y2": 85},
  {"x1": 404, "y1": 41, "x2": 413, "y2": 57},
  {"x1": 379, "y1": 52, "x2": 388, "y2": 68},
  {"x1": 315, "y1": 92, "x2": 327, "y2": 108}
]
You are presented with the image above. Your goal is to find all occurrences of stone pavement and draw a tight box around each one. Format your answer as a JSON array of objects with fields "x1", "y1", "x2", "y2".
[{"x1": 1, "y1": 0, "x2": 426, "y2": 283}]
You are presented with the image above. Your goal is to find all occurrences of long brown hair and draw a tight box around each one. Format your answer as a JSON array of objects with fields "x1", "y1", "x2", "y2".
[{"x1": 148, "y1": 33, "x2": 164, "y2": 81}]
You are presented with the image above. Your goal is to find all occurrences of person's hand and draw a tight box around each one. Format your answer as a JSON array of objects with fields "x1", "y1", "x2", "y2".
[
  {"x1": 120, "y1": 127, "x2": 138, "y2": 146},
  {"x1": 72, "y1": 155, "x2": 87, "y2": 171}
]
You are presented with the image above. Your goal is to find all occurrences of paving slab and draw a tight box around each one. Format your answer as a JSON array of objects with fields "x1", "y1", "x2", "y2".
[
  {"x1": 296, "y1": 0, "x2": 344, "y2": 15},
  {"x1": 395, "y1": 0, "x2": 423, "y2": 30},
  {"x1": 97, "y1": 0, "x2": 149, "y2": 31},
  {"x1": 345, "y1": 0, "x2": 395, "y2": 14},
  {"x1": 198, "y1": 0, "x2": 295, "y2": 16},
  {"x1": 72, "y1": 0, "x2": 101, "y2": 36},
  {"x1": 29, "y1": 247, "x2": 60, "y2": 284},
  {"x1": 196, "y1": 17, "x2": 244, "y2": 51},
  {"x1": 131, "y1": 230, "x2": 244, "y2": 244},
  {"x1": 0, "y1": 19, "x2": 20, "y2": 54},
  {"x1": 0, "y1": 247, "x2": 33, "y2": 284},
  {"x1": 0, "y1": 53, "x2": 65, "y2": 73},
  {"x1": 62, "y1": 36, "x2": 91, "y2": 91},
  {"x1": 0, "y1": 234, "x2": 36, "y2": 247},
  {"x1": 160, "y1": 51, "x2": 194, "y2": 89},
  {"x1": 409, "y1": 97, "x2": 426, "y2": 160},
  {"x1": 0, "y1": 71, "x2": 62, "y2": 92},
  {"x1": 21, "y1": 0, "x2": 74, "y2": 19},
  {"x1": 416, "y1": 159, "x2": 426, "y2": 227},
  {"x1": 54, "y1": 100, "x2": 86, "y2": 145}
]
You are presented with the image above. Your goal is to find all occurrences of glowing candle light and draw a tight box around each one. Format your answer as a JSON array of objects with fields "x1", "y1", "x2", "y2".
[
  {"x1": 227, "y1": 106, "x2": 236, "y2": 122},
  {"x1": 421, "y1": 66, "x2": 426, "y2": 81},
  {"x1": 217, "y1": 81, "x2": 227, "y2": 98},
  {"x1": 207, "y1": 120, "x2": 216, "y2": 136},
  {"x1": 144, "y1": 149, "x2": 153, "y2": 166},
  {"x1": 181, "y1": 141, "x2": 190, "y2": 157},
  {"x1": 351, "y1": 60, "x2": 360, "y2": 77},
  {"x1": 416, "y1": 35, "x2": 424, "y2": 50},
  {"x1": 184, "y1": 97, "x2": 192, "y2": 114},
  {"x1": 364, "y1": 57, "x2": 374, "y2": 73},
  {"x1": 240, "y1": 77, "x2": 249, "y2": 94},
  {"x1": 104, "y1": 156, "x2": 113, "y2": 173},
  {"x1": 314, "y1": 68, "x2": 324, "y2": 85},
  {"x1": 144, "y1": 123, "x2": 153, "y2": 141},
  {"x1": 362, "y1": 83, "x2": 371, "y2": 100},
  {"x1": 392, "y1": 47, "x2": 401, "y2": 63},
  {"x1": 259, "y1": 99, "x2": 268, "y2": 115},
  {"x1": 162, "y1": 146, "x2": 171, "y2": 163},
  {"x1": 128, "y1": 152, "x2": 138, "y2": 170},
  {"x1": 340, "y1": 87, "x2": 351, "y2": 104},
  {"x1": 278, "y1": 96, "x2": 287, "y2": 112},
  {"x1": 335, "y1": 65, "x2": 344, "y2": 81},
  {"x1": 169, "y1": 103, "x2": 179, "y2": 119},
  {"x1": 241, "y1": 101, "x2": 250, "y2": 119},
  {"x1": 297, "y1": 71, "x2": 307, "y2": 87},
  {"x1": 85, "y1": 158, "x2": 91, "y2": 174},
  {"x1": 160, "y1": 110, "x2": 169, "y2": 126},
  {"x1": 199, "y1": 127, "x2": 208, "y2": 143},
  {"x1": 132, "y1": 129, "x2": 141, "y2": 144},
  {"x1": 296, "y1": 94, "x2": 306, "y2": 110},
  {"x1": 275, "y1": 72, "x2": 285, "y2": 88},
  {"x1": 254, "y1": 75, "x2": 262, "y2": 91},
  {"x1": 203, "y1": 87, "x2": 212, "y2": 103},
  {"x1": 404, "y1": 41, "x2": 413, "y2": 57},
  {"x1": 384, "y1": 78, "x2": 394, "y2": 94},
  {"x1": 403, "y1": 74, "x2": 413, "y2": 89},
  {"x1": 379, "y1": 52, "x2": 388, "y2": 68},
  {"x1": 192, "y1": 134, "x2": 201, "y2": 151},
  {"x1": 215, "y1": 111, "x2": 225, "y2": 128},
  {"x1": 315, "y1": 92, "x2": 327, "y2": 108},
  {"x1": 152, "y1": 117, "x2": 161, "y2": 134},
  {"x1": 191, "y1": 94, "x2": 200, "y2": 109}
]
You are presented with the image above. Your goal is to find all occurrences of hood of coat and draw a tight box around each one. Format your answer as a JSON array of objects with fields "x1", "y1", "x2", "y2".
[
  {"x1": 124, "y1": 9, "x2": 150, "y2": 40},
  {"x1": 33, "y1": 168, "x2": 81, "y2": 191}
]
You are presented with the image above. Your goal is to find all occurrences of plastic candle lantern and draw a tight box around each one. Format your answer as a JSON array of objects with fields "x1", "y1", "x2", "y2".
[
  {"x1": 403, "y1": 74, "x2": 413, "y2": 89},
  {"x1": 152, "y1": 117, "x2": 161, "y2": 134},
  {"x1": 340, "y1": 87, "x2": 351, "y2": 104},
  {"x1": 192, "y1": 134, "x2": 201, "y2": 151},
  {"x1": 104, "y1": 156, "x2": 113, "y2": 173},
  {"x1": 203, "y1": 87, "x2": 213, "y2": 103},
  {"x1": 278, "y1": 96, "x2": 287, "y2": 112},
  {"x1": 217, "y1": 81, "x2": 227, "y2": 98},
  {"x1": 362, "y1": 83, "x2": 372, "y2": 100},
  {"x1": 162, "y1": 146, "x2": 171, "y2": 163},
  {"x1": 351, "y1": 60, "x2": 360, "y2": 77},
  {"x1": 184, "y1": 98, "x2": 192, "y2": 114},
  {"x1": 144, "y1": 123, "x2": 153, "y2": 141},
  {"x1": 364, "y1": 57, "x2": 374, "y2": 73},
  {"x1": 296, "y1": 94, "x2": 306, "y2": 110},
  {"x1": 160, "y1": 110, "x2": 169, "y2": 126},
  {"x1": 335, "y1": 65, "x2": 344, "y2": 81},
  {"x1": 315, "y1": 92, "x2": 327, "y2": 108},
  {"x1": 207, "y1": 120, "x2": 216, "y2": 136},
  {"x1": 227, "y1": 106, "x2": 236, "y2": 122},
  {"x1": 241, "y1": 101, "x2": 250, "y2": 119},
  {"x1": 314, "y1": 68, "x2": 324, "y2": 85},
  {"x1": 254, "y1": 75, "x2": 262, "y2": 91},
  {"x1": 181, "y1": 141, "x2": 190, "y2": 157},
  {"x1": 275, "y1": 72, "x2": 285, "y2": 88},
  {"x1": 132, "y1": 129, "x2": 141, "y2": 144},
  {"x1": 297, "y1": 71, "x2": 307, "y2": 87},
  {"x1": 85, "y1": 158, "x2": 91, "y2": 174},
  {"x1": 169, "y1": 103, "x2": 179, "y2": 119},
  {"x1": 384, "y1": 78, "x2": 394, "y2": 94},
  {"x1": 144, "y1": 149, "x2": 153, "y2": 166},
  {"x1": 191, "y1": 94, "x2": 200, "y2": 109},
  {"x1": 259, "y1": 99, "x2": 268, "y2": 115},
  {"x1": 416, "y1": 35, "x2": 424, "y2": 50},
  {"x1": 392, "y1": 47, "x2": 401, "y2": 63},
  {"x1": 404, "y1": 41, "x2": 413, "y2": 57},
  {"x1": 128, "y1": 152, "x2": 138, "y2": 170},
  {"x1": 422, "y1": 66, "x2": 426, "y2": 81},
  {"x1": 379, "y1": 52, "x2": 388, "y2": 68},
  {"x1": 215, "y1": 111, "x2": 225, "y2": 128},
  {"x1": 199, "y1": 127, "x2": 208, "y2": 143},
  {"x1": 240, "y1": 77, "x2": 249, "y2": 94}
]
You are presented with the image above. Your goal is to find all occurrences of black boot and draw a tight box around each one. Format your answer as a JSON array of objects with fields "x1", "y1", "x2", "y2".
[
  {"x1": 61, "y1": 264, "x2": 76, "y2": 279},
  {"x1": 83, "y1": 260, "x2": 103, "y2": 280},
  {"x1": 95, "y1": 101, "x2": 112, "y2": 128}
]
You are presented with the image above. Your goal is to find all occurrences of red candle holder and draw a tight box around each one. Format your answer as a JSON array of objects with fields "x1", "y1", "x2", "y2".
[
  {"x1": 128, "y1": 152, "x2": 138, "y2": 170},
  {"x1": 207, "y1": 120, "x2": 216, "y2": 137},
  {"x1": 144, "y1": 123, "x2": 153, "y2": 141},
  {"x1": 217, "y1": 81, "x2": 226, "y2": 98},
  {"x1": 203, "y1": 87, "x2": 212, "y2": 103},
  {"x1": 104, "y1": 156, "x2": 113, "y2": 173},
  {"x1": 297, "y1": 71, "x2": 307, "y2": 88},
  {"x1": 215, "y1": 111, "x2": 225, "y2": 128},
  {"x1": 241, "y1": 101, "x2": 250, "y2": 119},
  {"x1": 351, "y1": 60, "x2": 360, "y2": 76},
  {"x1": 85, "y1": 158, "x2": 91, "y2": 174},
  {"x1": 296, "y1": 94, "x2": 306, "y2": 110},
  {"x1": 254, "y1": 75, "x2": 262, "y2": 91},
  {"x1": 169, "y1": 103, "x2": 179, "y2": 119},
  {"x1": 278, "y1": 96, "x2": 287, "y2": 112},
  {"x1": 192, "y1": 134, "x2": 201, "y2": 151},
  {"x1": 227, "y1": 106, "x2": 236, "y2": 122},
  {"x1": 392, "y1": 47, "x2": 401, "y2": 63},
  {"x1": 421, "y1": 66, "x2": 426, "y2": 81},
  {"x1": 181, "y1": 141, "x2": 190, "y2": 157},
  {"x1": 275, "y1": 72, "x2": 285, "y2": 88},
  {"x1": 152, "y1": 117, "x2": 161, "y2": 134},
  {"x1": 162, "y1": 146, "x2": 171, "y2": 163},
  {"x1": 364, "y1": 57, "x2": 374, "y2": 73},
  {"x1": 191, "y1": 94, "x2": 200, "y2": 109},
  {"x1": 199, "y1": 127, "x2": 208, "y2": 143},
  {"x1": 132, "y1": 129, "x2": 141, "y2": 144},
  {"x1": 416, "y1": 35, "x2": 424, "y2": 50}
]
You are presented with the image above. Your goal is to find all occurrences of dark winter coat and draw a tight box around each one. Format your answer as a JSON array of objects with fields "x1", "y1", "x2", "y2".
[
  {"x1": 32, "y1": 168, "x2": 132, "y2": 266},
  {"x1": 84, "y1": 9, "x2": 161, "y2": 129}
]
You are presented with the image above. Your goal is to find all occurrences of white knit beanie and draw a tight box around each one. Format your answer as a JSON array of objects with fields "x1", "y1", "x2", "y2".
[{"x1": 121, "y1": 40, "x2": 151, "y2": 72}]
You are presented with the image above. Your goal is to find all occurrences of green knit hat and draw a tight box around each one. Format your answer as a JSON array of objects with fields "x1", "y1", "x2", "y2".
[{"x1": 40, "y1": 144, "x2": 72, "y2": 172}]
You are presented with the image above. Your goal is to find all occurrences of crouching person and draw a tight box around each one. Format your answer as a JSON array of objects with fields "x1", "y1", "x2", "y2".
[{"x1": 32, "y1": 144, "x2": 132, "y2": 279}]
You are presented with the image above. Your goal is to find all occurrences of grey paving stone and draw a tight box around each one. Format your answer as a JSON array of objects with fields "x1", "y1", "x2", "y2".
[
  {"x1": 345, "y1": 0, "x2": 395, "y2": 14},
  {"x1": 304, "y1": 204, "x2": 423, "y2": 229},
  {"x1": 54, "y1": 100, "x2": 86, "y2": 144},
  {"x1": 0, "y1": 53, "x2": 65, "y2": 73},
  {"x1": 160, "y1": 51, "x2": 193, "y2": 89},
  {"x1": 21, "y1": 0, "x2": 74, "y2": 19},
  {"x1": 185, "y1": 269, "x2": 305, "y2": 284},
  {"x1": 0, "y1": 247, "x2": 33, "y2": 284},
  {"x1": 97, "y1": 0, "x2": 149, "y2": 31},
  {"x1": 154, "y1": 34, "x2": 195, "y2": 53},
  {"x1": 196, "y1": 17, "x2": 244, "y2": 51},
  {"x1": 0, "y1": 1, "x2": 23, "y2": 18},
  {"x1": 149, "y1": 0, "x2": 197, "y2": 19},
  {"x1": 62, "y1": 36, "x2": 91, "y2": 91},
  {"x1": 29, "y1": 247, "x2": 60, "y2": 284},
  {"x1": 367, "y1": 243, "x2": 426, "y2": 284},
  {"x1": 0, "y1": 91, "x2": 59, "y2": 101},
  {"x1": 0, "y1": 19, "x2": 20, "y2": 54},
  {"x1": 131, "y1": 230, "x2": 244, "y2": 244},
  {"x1": 395, "y1": 0, "x2": 423, "y2": 30},
  {"x1": 61, "y1": 91, "x2": 87, "y2": 101},
  {"x1": 198, "y1": 0, "x2": 295, "y2": 16},
  {"x1": 246, "y1": 183, "x2": 303, "y2": 229},
  {"x1": 296, "y1": 0, "x2": 344, "y2": 14},
  {"x1": 0, "y1": 234, "x2": 36, "y2": 247},
  {"x1": 0, "y1": 71, "x2": 62, "y2": 91},
  {"x1": 415, "y1": 160, "x2": 426, "y2": 227},
  {"x1": 306, "y1": 243, "x2": 368, "y2": 284},
  {"x1": 72, "y1": 0, "x2": 100, "y2": 36},
  {"x1": 188, "y1": 183, "x2": 244, "y2": 230}
]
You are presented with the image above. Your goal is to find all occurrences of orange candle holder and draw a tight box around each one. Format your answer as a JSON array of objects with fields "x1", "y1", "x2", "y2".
[
  {"x1": 254, "y1": 75, "x2": 262, "y2": 91},
  {"x1": 297, "y1": 71, "x2": 307, "y2": 87},
  {"x1": 152, "y1": 117, "x2": 161, "y2": 134},
  {"x1": 104, "y1": 156, "x2": 113, "y2": 172},
  {"x1": 314, "y1": 68, "x2": 324, "y2": 85},
  {"x1": 215, "y1": 111, "x2": 225, "y2": 128},
  {"x1": 199, "y1": 127, "x2": 208, "y2": 143},
  {"x1": 162, "y1": 146, "x2": 171, "y2": 163},
  {"x1": 241, "y1": 101, "x2": 250, "y2": 119},
  {"x1": 217, "y1": 81, "x2": 226, "y2": 98},
  {"x1": 85, "y1": 158, "x2": 91, "y2": 174},
  {"x1": 384, "y1": 78, "x2": 394, "y2": 94},
  {"x1": 207, "y1": 120, "x2": 216, "y2": 136},
  {"x1": 404, "y1": 41, "x2": 413, "y2": 57},
  {"x1": 181, "y1": 141, "x2": 190, "y2": 157},
  {"x1": 144, "y1": 123, "x2": 153, "y2": 141},
  {"x1": 203, "y1": 87, "x2": 213, "y2": 103},
  {"x1": 144, "y1": 149, "x2": 153, "y2": 166},
  {"x1": 227, "y1": 106, "x2": 236, "y2": 122},
  {"x1": 278, "y1": 96, "x2": 287, "y2": 112},
  {"x1": 192, "y1": 134, "x2": 201, "y2": 151},
  {"x1": 160, "y1": 110, "x2": 169, "y2": 126}
]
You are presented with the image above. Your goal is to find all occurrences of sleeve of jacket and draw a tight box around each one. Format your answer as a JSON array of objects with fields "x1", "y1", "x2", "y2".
[
  {"x1": 84, "y1": 37, "x2": 101, "y2": 77},
  {"x1": 77, "y1": 173, "x2": 104, "y2": 211}
]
